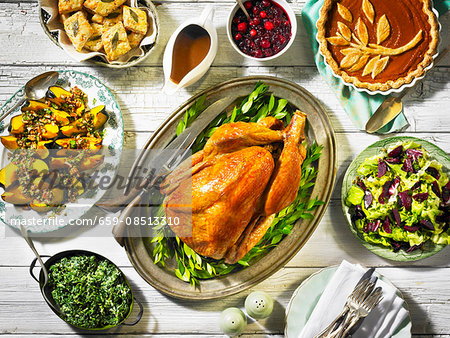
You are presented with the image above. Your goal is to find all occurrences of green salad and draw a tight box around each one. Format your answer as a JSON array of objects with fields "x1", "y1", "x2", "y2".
[
  {"x1": 346, "y1": 141, "x2": 450, "y2": 253},
  {"x1": 48, "y1": 255, "x2": 132, "y2": 329}
]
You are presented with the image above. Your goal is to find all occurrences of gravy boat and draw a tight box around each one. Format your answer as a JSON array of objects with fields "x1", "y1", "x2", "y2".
[{"x1": 162, "y1": 6, "x2": 218, "y2": 94}]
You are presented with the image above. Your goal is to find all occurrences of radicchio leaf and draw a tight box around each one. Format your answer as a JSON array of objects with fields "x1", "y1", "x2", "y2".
[
  {"x1": 351, "y1": 205, "x2": 366, "y2": 222},
  {"x1": 388, "y1": 176, "x2": 401, "y2": 196},
  {"x1": 406, "y1": 244, "x2": 422, "y2": 253},
  {"x1": 402, "y1": 158, "x2": 414, "y2": 173},
  {"x1": 443, "y1": 182, "x2": 450, "y2": 205},
  {"x1": 378, "y1": 158, "x2": 387, "y2": 177},
  {"x1": 432, "y1": 181, "x2": 441, "y2": 197},
  {"x1": 382, "y1": 217, "x2": 391, "y2": 233},
  {"x1": 404, "y1": 225, "x2": 419, "y2": 232},
  {"x1": 391, "y1": 240, "x2": 402, "y2": 252},
  {"x1": 356, "y1": 178, "x2": 367, "y2": 191},
  {"x1": 388, "y1": 145, "x2": 403, "y2": 158},
  {"x1": 411, "y1": 181, "x2": 422, "y2": 190},
  {"x1": 405, "y1": 148, "x2": 423, "y2": 161},
  {"x1": 420, "y1": 219, "x2": 434, "y2": 230},
  {"x1": 364, "y1": 190, "x2": 373, "y2": 209},
  {"x1": 392, "y1": 208, "x2": 402, "y2": 227},
  {"x1": 398, "y1": 191, "x2": 412, "y2": 210},
  {"x1": 368, "y1": 220, "x2": 381, "y2": 232},
  {"x1": 412, "y1": 192, "x2": 429, "y2": 202},
  {"x1": 385, "y1": 157, "x2": 402, "y2": 164},
  {"x1": 426, "y1": 167, "x2": 440, "y2": 180}
]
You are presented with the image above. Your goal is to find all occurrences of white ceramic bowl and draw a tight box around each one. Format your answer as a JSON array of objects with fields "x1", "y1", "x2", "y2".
[{"x1": 227, "y1": 0, "x2": 297, "y2": 61}]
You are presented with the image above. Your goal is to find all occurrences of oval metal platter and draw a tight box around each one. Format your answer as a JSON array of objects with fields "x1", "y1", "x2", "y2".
[{"x1": 124, "y1": 76, "x2": 337, "y2": 300}]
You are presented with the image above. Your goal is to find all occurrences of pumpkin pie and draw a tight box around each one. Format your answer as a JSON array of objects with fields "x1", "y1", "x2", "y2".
[{"x1": 317, "y1": 0, "x2": 439, "y2": 91}]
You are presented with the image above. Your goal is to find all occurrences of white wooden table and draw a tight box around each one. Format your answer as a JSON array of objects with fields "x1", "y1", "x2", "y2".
[{"x1": 0, "y1": 0, "x2": 449, "y2": 337}]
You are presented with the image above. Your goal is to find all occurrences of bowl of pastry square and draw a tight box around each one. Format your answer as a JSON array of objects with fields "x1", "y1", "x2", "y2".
[{"x1": 39, "y1": 0, "x2": 160, "y2": 68}]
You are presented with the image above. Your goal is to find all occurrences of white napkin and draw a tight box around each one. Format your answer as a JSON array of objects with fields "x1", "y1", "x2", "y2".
[{"x1": 298, "y1": 260, "x2": 409, "y2": 338}]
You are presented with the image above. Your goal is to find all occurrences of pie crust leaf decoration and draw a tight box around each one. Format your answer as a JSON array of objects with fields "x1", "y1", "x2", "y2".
[
  {"x1": 349, "y1": 54, "x2": 370, "y2": 72},
  {"x1": 362, "y1": 55, "x2": 380, "y2": 76},
  {"x1": 337, "y1": 3, "x2": 352, "y2": 22},
  {"x1": 377, "y1": 14, "x2": 390, "y2": 44},
  {"x1": 327, "y1": 36, "x2": 350, "y2": 46},
  {"x1": 341, "y1": 47, "x2": 361, "y2": 55},
  {"x1": 338, "y1": 21, "x2": 352, "y2": 41},
  {"x1": 362, "y1": 0, "x2": 375, "y2": 24},
  {"x1": 340, "y1": 51, "x2": 363, "y2": 69},
  {"x1": 372, "y1": 55, "x2": 389, "y2": 78},
  {"x1": 355, "y1": 18, "x2": 369, "y2": 46}
]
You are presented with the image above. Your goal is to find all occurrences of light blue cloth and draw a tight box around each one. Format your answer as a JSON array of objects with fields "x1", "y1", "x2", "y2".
[{"x1": 301, "y1": 0, "x2": 449, "y2": 134}]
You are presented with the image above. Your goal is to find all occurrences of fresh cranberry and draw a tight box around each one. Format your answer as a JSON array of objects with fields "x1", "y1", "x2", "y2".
[
  {"x1": 253, "y1": 6, "x2": 260, "y2": 15},
  {"x1": 278, "y1": 35, "x2": 286, "y2": 44},
  {"x1": 261, "y1": 39, "x2": 271, "y2": 48},
  {"x1": 260, "y1": 11, "x2": 267, "y2": 18},
  {"x1": 273, "y1": 18, "x2": 281, "y2": 27},
  {"x1": 265, "y1": 21, "x2": 274, "y2": 30},
  {"x1": 244, "y1": 1, "x2": 252, "y2": 9},
  {"x1": 235, "y1": 33, "x2": 243, "y2": 41},
  {"x1": 262, "y1": 0, "x2": 270, "y2": 8},
  {"x1": 250, "y1": 29, "x2": 257, "y2": 37},
  {"x1": 252, "y1": 17, "x2": 261, "y2": 25},
  {"x1": 233, "y1": 17, "x2": 241, "y2": 24},
  {"x1": 254, "y1": 49, "x2": 264, "y2": 58},
  {"x1": 238, "y1": 22, "x2": 248, "y2": 32}
]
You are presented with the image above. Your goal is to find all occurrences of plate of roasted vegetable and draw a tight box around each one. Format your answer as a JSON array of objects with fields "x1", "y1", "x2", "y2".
[
  {"x1": 123, "y1": 76, "x2": 337, "y2": 299},
  {"x1": 0, "y1": 70, "x2": 123, "y2": 232},
  {"x1": 342, "y1": 137, "x2": 450, "y2": 261}
]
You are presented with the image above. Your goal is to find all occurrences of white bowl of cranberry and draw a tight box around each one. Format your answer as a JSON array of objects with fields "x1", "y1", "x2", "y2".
[{"x1": 227, "y1": 0, "x2": 297, "y2": 60}]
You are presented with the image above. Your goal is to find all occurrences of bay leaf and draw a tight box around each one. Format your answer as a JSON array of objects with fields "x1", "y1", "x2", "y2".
[
  {"x1": 376, "y1": 14, "x2": 390, "y2": 44},
  {"x1": 362, "y1": 0, "x2": 375, "y2": 24},
  {"x1": 337, "y1": 3, "x2": 352, "y2": 22},
  {"x1": 112, "y1": 31, "x2": 119, "y2": 51},
  {"x1": 356, "y1": 18, "x2": 369, "y2": 46},
  {"x1": 338, "y1": 21, "x2": 351, "y2": 41},
  {"x1": 326, "y1": 36, "x2": 350, "y2": 46},
  {"x1": 130, "y1": 9, "x2": 139, "y2": 23},
  {"x1": 372, "y1": 56, "x2": 390, "y2": 78}
]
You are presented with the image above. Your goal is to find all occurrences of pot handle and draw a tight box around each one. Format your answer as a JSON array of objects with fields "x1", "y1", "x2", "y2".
[
  {"x1": 29, "y1": 255, "x2": 51, "y2": 283},
  {"x1": 122, "y1": 297, "x2": 144, "y2": 326}
]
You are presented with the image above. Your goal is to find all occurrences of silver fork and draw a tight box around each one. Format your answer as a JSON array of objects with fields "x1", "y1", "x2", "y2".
[
  {"x1": 315, "y1": 279, "x2": 374, "y2": 338},
  {"x1": 340, "y1": 287, "x2": 383, "y2": 337}
]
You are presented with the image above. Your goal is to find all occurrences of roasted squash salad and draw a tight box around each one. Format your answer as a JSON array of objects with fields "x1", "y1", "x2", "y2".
[{"x1": 0, "y1": 86, "x2": 108, "y2": 213}]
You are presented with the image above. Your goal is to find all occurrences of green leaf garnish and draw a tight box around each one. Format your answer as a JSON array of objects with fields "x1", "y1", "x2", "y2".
[
  {"x1": 107, "y1": 12, "x2": 120, "y2": 19},
  {"x1": 72, "y1": 20, "x2": 79, "y2": 37},
  {"x1": 88, "y1": 34, "x2": 101, "y2": 42},
  {"x1": 129, "y1": 9, "x2": 139, "y2": 23},
  {"x1": 111, "y1": 31, "x2": 119, "y2": 50}
]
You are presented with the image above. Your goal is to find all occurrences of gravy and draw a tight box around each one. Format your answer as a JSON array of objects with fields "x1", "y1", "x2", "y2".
[{"x1": 170, "y1": 25, "x2": 211, "y2": 84}]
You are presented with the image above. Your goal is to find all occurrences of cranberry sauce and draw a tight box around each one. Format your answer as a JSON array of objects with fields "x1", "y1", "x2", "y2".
[{"x1": 231, "y1": 0, "x2": 292, "y2": 58}]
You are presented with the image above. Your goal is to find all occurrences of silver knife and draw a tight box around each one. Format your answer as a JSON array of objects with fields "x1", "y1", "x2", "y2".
[
  {"x1": 365, "y1": 48, "x2": 448, "y2": 133},
  {"x1": 96, "y1": 97, "x2": 235, "y2": 244}
]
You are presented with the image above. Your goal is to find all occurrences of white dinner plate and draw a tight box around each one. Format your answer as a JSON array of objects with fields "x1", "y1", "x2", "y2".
[{"x1": 284, "y1": 266, "x2": 412, "y2": 337}]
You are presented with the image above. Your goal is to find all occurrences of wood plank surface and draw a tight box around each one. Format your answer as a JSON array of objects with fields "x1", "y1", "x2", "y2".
[{"x1": 0, "y1": 0, "x2": 449, "y2": 336}]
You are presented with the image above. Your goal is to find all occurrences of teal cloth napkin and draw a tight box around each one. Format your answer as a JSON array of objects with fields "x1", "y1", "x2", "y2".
[{"x1": 301, "y1": 0, "x2": 449, "y2": 134}]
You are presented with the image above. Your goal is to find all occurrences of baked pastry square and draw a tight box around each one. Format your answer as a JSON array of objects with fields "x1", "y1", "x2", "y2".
[
  {"x1": 127, "y1": 31, "x2": 144, "y2": 49},
  {"x1": 83, "y1": 0, "x2": 126, "y2": 16},
  {"x1": 64, "y1": 11, "x2": 94, "y2": 52},
  {"x1": 103, "y1": 6, "x2": 124, "y2": 26},
  {"x1": 84, "y1": 23, "x2": 105, "y2": 52},
  {"x1": 123, "y1": 6, "x2": 148, "y2": 35},
  {"x1": 58, "y1": 0, "x2": 84, "y2": 14},
  {"x1": 316, "y1": 0, "x2": 439, "y2": 91},
  {"x1": 102, "y1": 22, "x2": 131, "y2": 61}
]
